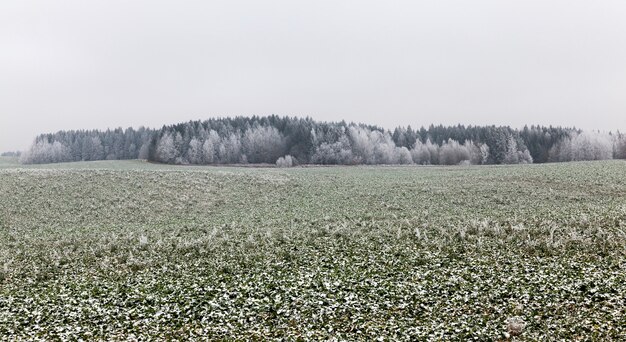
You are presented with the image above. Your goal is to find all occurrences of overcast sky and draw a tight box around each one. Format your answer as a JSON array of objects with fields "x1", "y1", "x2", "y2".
[{"x1": 2, "y1": 0, "x2": 626, "y2": 151}]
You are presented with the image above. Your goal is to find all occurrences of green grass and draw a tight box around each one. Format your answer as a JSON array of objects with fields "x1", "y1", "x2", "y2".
[{"x1": 1, "y1": 159, "x2": 625, "y2": 340}]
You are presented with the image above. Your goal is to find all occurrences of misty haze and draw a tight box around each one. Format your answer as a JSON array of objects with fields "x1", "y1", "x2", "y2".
[{"x1": 1, "y1": 1, "x2": 625, "y2": 340}]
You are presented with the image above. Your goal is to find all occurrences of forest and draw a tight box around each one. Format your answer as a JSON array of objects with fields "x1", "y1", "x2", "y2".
[{"x1": 18, "y1": 116, "x2": 626, "y2": 165}]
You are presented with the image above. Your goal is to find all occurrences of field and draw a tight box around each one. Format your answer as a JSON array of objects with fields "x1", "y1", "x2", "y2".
[{"x1": 0, "y1": 157, "x2": 625, "y2": 340}]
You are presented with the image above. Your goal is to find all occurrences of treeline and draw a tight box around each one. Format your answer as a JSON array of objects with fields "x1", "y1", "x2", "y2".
[
  {"x1": 20, "y1": 127, "x2": 153, "y2": 164},
  {"x1": 19, "y1": 116, "x2": 626, "y2": 165}
]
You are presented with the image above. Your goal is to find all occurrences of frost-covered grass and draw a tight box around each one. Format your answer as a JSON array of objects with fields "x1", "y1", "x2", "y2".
[
  {"x1": 0, "y1": 157, "x2": 19, "y2": 169},
  {"x1": 0, "y1": 159, "x2": 625, "y2": 340}
]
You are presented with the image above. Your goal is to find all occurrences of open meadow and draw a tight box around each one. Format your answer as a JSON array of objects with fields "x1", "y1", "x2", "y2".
[{"x1": 0, "y1": 157, "x2": 625, "y2": 340}]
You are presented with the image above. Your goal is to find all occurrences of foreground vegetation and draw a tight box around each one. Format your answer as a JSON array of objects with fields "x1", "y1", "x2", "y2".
[{"x1": 0, "y1": 158, "x2": 625, "y2": 340}]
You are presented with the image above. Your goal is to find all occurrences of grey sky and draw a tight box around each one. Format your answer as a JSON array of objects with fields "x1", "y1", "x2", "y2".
[{"x1": 2, "y1": 0, "x2": 626, "y2": 151}]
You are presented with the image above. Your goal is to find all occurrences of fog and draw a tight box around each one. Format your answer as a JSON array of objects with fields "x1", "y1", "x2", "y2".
[{"x1": 2, "y1": 0, "x2": 626, "y2": 151}]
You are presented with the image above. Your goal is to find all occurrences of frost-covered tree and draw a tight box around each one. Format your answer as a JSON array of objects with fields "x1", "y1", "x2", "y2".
[
  {"x1": 20, "y1": 141, "x2": 72, "y2": 164},
  {"x1": 479, "y1": 143, "x2": 490, "y2": 164},
  {"x1": 549, "y1": 132, "x2": 613, "y2": 162},
  {"x1": 465, "y1": 141, "x2": 482, "y2": 165},
  {"x1": 503, "y1": 135, "x2": 533, "y2": 164},
  {"x1": 173, "y1": 132, "x2": 185, "y2": 164},
  {"x1": 548, "y1": 136, "x2": 573, "y2": 162},
  {"x1": 218, "y1": 132, "x2": 243, "y2": 164},
  {"x1": 411, "y1": 140, "x2": 431, "y2": 165},
  {"x1": 571, "y1": 132, "x2": 613, "y2": 161},
  {"x1": 348, "y1": 126, "x2": 377, "y2": 164},
  {"x1": 519, "y1": 149, "x2": 533, "y2": 164},
  {"x1": 614, "y1": 133, "x2": 626, "y2": 159},
  {"x1": 276, "y1": 155, "x2": 294, "y2": 167},
  {"x1": 156, "y1": 133, "x2": 177, "y2": 163},
  {"x1": 138, "y1": 143, "x2": 150, "y2": 160},
  {"x1": 411, "y1": 139, "x2": 440, "y2": 165},
  {"x1": 396, "y1": 147, "x2": 413, "y2": 164},
  {"x1": 186, "y1": 138, "x2": 204, "y2": 164},
  {"x1": 311, "y1": 135, "x2": 354, "y2": 165},
  {"x1": 243, "y1": 126, "x2": 286, "y2": 163},
  {"x1": 202, "y1": 130, "x2": 220, "y2": 164},
  {"x1": 348, "y1": 126, "x2": 412, "y2": 164},
  {"x1": 82, "y1": 136, "x2": 104, "y2": 161},
  {"x1": 503, "y1": 135, "x2": 520, "y2": 164},
  {"x1": 439, "y1": 139, "x2": 471, "y2": 165}
]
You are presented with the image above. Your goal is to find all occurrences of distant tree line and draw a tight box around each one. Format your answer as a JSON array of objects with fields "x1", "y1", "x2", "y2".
[
  {"x1": 20, "y1": 127, "x2": 153, "y2": 164},
  {"x1": 1, "y1": 151, "x2": 21, "y2": 157},
  {"x1": 19, "y1": 116, "x2": 626, "y2": 165}
]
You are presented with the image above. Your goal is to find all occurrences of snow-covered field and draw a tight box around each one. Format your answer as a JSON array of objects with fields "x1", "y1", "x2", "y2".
[{"x1": 0, "y1": 158, "x2": 625, "y2": 340}]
